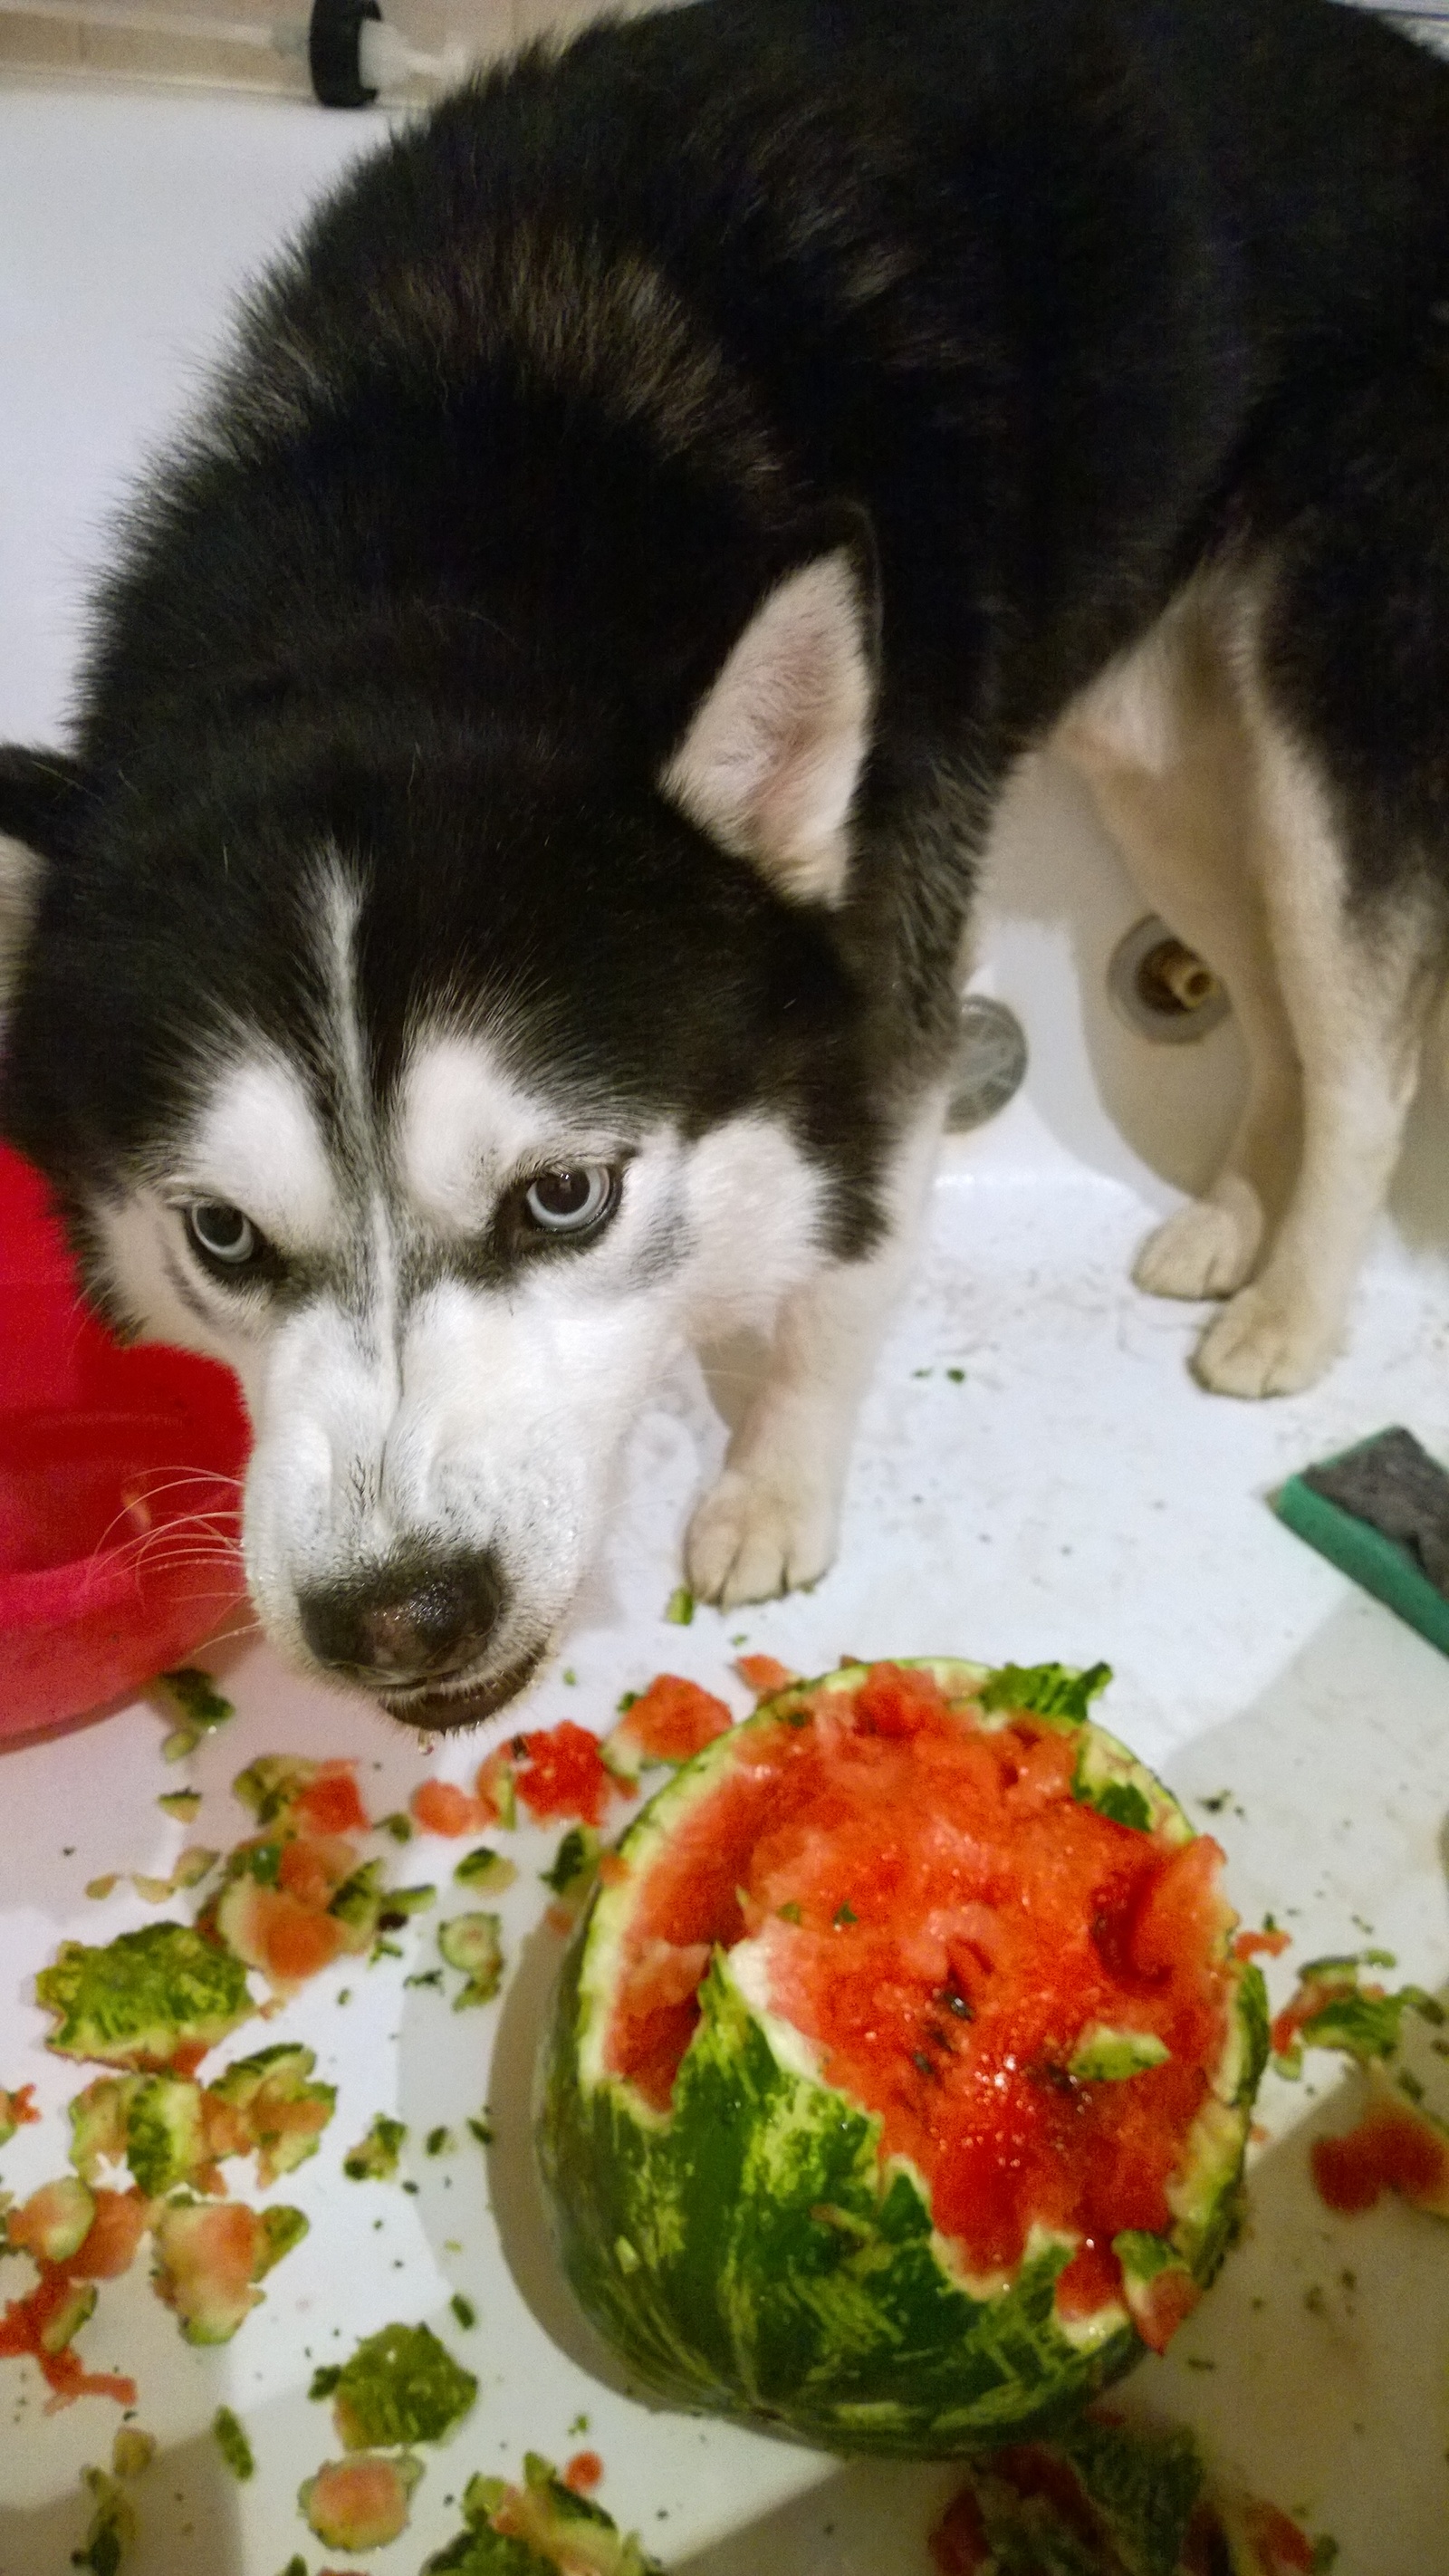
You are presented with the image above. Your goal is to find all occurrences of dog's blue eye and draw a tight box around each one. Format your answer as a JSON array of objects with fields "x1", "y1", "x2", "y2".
[
  {"x1": 522, "y1": 1166, "x2": 616, "y2": 1235},
  {"x1": 186, "y1": 1200, "x2": 260, "y2": 1267}
]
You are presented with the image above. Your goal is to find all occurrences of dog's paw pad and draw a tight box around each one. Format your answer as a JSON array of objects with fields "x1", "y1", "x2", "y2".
[
  {"x1": 1193, "y1": 1283, "x2": 1339, "y2": 1399},
  {"x1": 686, "y1": 1465, "x2": 838, "y2": 1609},
  {"x1": 1134, "y1": 1198, "x2": 1258, "y2": 1301}
]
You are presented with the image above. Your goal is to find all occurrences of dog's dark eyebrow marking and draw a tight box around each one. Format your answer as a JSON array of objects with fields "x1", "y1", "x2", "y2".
[{"x1": 159, "y1": 1242, "x2": 226, "y2": 1331}]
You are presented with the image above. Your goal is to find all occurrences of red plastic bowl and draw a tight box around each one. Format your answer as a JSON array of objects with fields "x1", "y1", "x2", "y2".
[{"x1": 0, "y1": 1143, "x2": 252, "y2": 1743}]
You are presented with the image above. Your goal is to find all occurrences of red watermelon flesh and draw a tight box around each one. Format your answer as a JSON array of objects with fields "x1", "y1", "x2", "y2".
[{"x1": 605, "y1": 1661, "x2": 1234, "y2": 2319}]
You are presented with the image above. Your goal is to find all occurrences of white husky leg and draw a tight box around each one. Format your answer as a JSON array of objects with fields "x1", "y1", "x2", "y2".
[
  {"x1": 1058, "y1": 588, "x2": 1302, "y2": 1303},
  {"x1": 1194, "y1": 706, "x2": 1441, "y2": 1397},
  {"x1": 686, "y1": 1091, "x2": 946, "y2": 1606}
]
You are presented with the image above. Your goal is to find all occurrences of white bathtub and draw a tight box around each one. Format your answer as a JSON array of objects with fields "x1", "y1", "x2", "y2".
[{"x1": 1, "y1": 78, "x2": 1447, "y2": 2576}]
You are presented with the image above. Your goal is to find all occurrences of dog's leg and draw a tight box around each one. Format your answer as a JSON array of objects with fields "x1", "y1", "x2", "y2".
[
  {"x1": 1059, "y1": 591, "x2": 1303, "y2": 1303},
  {"x1": 686, "y1": 1092, "x2": 946, "y2": 1606},
  {"x1": 1192, "y1": 692, "x2": 1442, "y2": 1397}
]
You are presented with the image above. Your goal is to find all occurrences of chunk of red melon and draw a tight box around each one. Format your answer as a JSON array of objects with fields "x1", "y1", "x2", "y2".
[
  {"x1": 1310, "y1": 2098, "x2": 1449, "y2": 2216},
  {"x1": 614, "y1": 1675, "x2": 734, "y2": 1764},
  {"x1": 513, "y1": 1722, "x2": 620, "y2": 1826}
]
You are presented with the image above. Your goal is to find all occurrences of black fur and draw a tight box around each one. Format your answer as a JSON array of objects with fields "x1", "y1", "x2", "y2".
[{"x1": 6, "y1": 0, "x2": 1449, "y2": 1260}]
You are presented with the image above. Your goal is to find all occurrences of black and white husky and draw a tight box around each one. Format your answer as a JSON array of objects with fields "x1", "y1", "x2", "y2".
[{"x1": 3, "y1": 0, "x2": 1449, "y2": 1725}]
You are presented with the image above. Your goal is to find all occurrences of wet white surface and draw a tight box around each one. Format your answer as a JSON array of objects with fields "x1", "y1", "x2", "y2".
[{"x1": 2, "y1": 72, "x2": 1449, "y2": 2576}]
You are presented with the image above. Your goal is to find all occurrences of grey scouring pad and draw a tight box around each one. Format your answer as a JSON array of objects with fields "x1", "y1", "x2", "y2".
[{"x1": 1273, "y1": 1426, "x2": 1449, "y2": 1658}]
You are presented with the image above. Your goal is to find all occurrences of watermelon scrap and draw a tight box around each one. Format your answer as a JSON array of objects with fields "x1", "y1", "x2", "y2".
[
  {"x1": 512, "y1": 1723, "x2": 621, "y2": 1827},
  {"x1": 1310, "y1": 2085, "x2": 1449, "y2": 2218},
  {"x1": 412, "y1": 1780, "x2": 488, "y2": 1839},
  {"x1": 71, "y1": 2467, "x2": 139, "y2": 2573},
  {"x1": 735, "y1": 1655, "x2": 798, "y2": 1699},
  {"x1": 35, "y1": 1924, "x2": 254, "y2": 2072},
  {"x1": 610, "y1": 1674, "x2": 734, "y2": 1770},
  {"x1": 1271, "y1": 1953, "x2": 1443, "y2": 2075},
  {"x1": 341, "y1": 2114, "x2": 408, "y2": 2181},
  {"x1": 927, "y1": 2417, "x2": 1334, "y2": 2576},
  {"x1": 0, "y1": 2187, "x2": 149, "y2": 2408},
  {"x1": 411, "y1": 1746, "x2": 522, "y2": 1838},
  {"x1": 301, "y1": 2451, "x2": 423, "y2": 2552},
  {"x1": 930, "y1": 2410, "x2": 1205, "y2": 2575},
  {"x1": 422, "y1": 2453, "x2": 661, "y2": 2575},
  {"x1": 0, "y1": 2082, "x2": 41, "y2": 2146},
  {"x1": 313, "y1": 2320, "x2": 477, "y2": 2450},
  {"x1": 200, "y1": 1760, "x2": 397, "y2": 1998},
  {"x1": 150, "y1": 2196, "x2": 307, "y2": 2345}
]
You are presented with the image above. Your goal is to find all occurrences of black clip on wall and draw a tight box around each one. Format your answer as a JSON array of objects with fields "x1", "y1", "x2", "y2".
[{"x1": 308, "y1": 0, "x2": 384, "y2": 106}]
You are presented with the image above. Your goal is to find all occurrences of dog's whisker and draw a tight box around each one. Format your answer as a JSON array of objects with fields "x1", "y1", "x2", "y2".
[{"x1": 85, "y1": 1473, "x2": 243, "y2": 1561}]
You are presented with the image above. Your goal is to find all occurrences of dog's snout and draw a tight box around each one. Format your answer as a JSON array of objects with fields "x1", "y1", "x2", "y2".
[{"x1": 299, "y1": 1550, "x2": 507, "y2": 1686}]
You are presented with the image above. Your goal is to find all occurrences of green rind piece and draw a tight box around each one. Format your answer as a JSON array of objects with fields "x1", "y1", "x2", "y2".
[
  {"x1": 1068, "y1": 2027, "x2": 1170, "y2": 2084},
  {"x1": 232, "y1": 1755, "x2": 313, "y2": 1825},
  {"x1": 125, "y1": 2076, "x2": 206, "y2": 2196},
  {"x1": 979, "y1": 1662, "x2": 1112, "y2": 1724},
  {"x1": 1273, "y1": 1473, "x2": 1449, "y2": 1658},
  {"x1": 541, "y1": 1829, "x2": 600, "y2": 1901},
  {"x1": 439, "y1": 1914, "x2": 505, "y2": 2007},
  {"x1": 425, "y1": 2531, "x2": 544, "y2": 2575},
  {"x1": 158, "y1": 1668, "x2": 235, "y2": 1728},
  {"x1": 71, "y1": 2469, "x2": 137, "y2": 2576},
  {"x1": 342, "y1": 2112, "x2": 408, "y2": 2180},
  {"x1": 424, "y1": 2459, "x2": 663, "y2": 2576},
  {"x1": 539, "y1": 1658, "x2": 1262, "y2": 2457},
  {"x1": 42, "y1": 2283, "x2": 99, "y2": 2352},
  {"x1": 328, "y1": 2320, "x2": 478, "y2": 2450},
  {"x1": 256, "y1": 2206, "x2": 309, "y2": 2273},
  {"x1": 963, "y1": 2413, "x2": 1207, "y2": 2576},
  {"x1": 1063, "y1": 2413, "x2": 1205, "y2": 2576},
  {"x1": 212, "y1": 2405, "x2": 255, "y2": 2480},
  {"x1": 1232, "y1": 1962, "x2": 1271, "y2": 2106},
  {"x1": 37, "y1": 1924, "x2": 254, "y2": 2068},
  {"x1": 455, "y1": 1848, "x2": 517, "y2": 1893}
]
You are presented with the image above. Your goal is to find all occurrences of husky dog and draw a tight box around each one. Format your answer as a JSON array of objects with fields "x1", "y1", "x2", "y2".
[{"x1": 4, "y1": 0, "x2": 1449, "y2": 1725}]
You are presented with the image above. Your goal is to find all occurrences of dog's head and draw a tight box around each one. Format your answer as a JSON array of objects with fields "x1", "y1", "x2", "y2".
[{"x1": 0, "y1": 545, "x2": 888, "y2": 1725}]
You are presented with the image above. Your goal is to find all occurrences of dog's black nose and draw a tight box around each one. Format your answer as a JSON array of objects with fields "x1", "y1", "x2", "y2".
[{"x1": 299, "y1": 1550, "x2": 507, "y2": 1686}]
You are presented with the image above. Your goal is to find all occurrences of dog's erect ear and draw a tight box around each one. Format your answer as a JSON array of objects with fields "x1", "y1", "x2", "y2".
[
  {"x1": 660, "y1": 524, "x2": 879, "y2": 907},
  {"x1": 0, "y1": 746, "x2": 84, "y2": 1016}
]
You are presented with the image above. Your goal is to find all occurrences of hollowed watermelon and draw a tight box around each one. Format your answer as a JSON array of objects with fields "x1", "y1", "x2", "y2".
[{"x1": 538, "y1": 1660, "x2": 1267, "y2": 2456}]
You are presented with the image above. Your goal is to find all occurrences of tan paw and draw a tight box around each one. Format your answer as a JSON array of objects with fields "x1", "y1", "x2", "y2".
[
  {"x1": 1133, "y1": 1194, "x2": 1261, "y2": 1301},
  {"x1": 1193, "y1": 1281, "x2": 1339, "y2": 1398},
  {"x1": 686, "y1": 1461, "x2": 840, "y2": 1608}
]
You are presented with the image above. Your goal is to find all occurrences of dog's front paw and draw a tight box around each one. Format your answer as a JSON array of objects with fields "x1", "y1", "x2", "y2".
[
  {"x1": 1133, "y1": 1190, "x2": 1262, "y2": 1301},
  {"x1": 686, "y1": 1460, "x2": 840, "y2": 1608},
  {"x1": 1193, "y1": 1280, "x2": 1339, "y2": 1398}
]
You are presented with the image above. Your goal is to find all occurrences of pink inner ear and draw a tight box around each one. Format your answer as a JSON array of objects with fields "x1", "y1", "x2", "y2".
[{"x1": 660, "y1": 549, "x2": 875, "y2": 904}]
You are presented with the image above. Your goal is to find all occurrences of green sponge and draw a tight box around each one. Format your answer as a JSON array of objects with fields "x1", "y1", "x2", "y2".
[{"x1": 1273, "y1": 1427, "x2": 1449, "y2": 1658}]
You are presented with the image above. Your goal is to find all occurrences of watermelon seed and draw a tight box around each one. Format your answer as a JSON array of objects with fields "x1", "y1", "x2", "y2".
[
  {"x1": 910, "y1": 2051, "x2": 939, "y2": 2081},
  {"x1": 937, "y1": 1986, "x2": 974, "y2": 2021},
  {"x1": 832, "y1": 1904, "x2": 858, "y2": 1928}
]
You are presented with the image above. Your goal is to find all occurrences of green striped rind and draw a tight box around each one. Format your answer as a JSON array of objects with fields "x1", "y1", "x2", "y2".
[{"x1": 538, "y1": 1660, "x2": 1266, "y2": 2458}]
